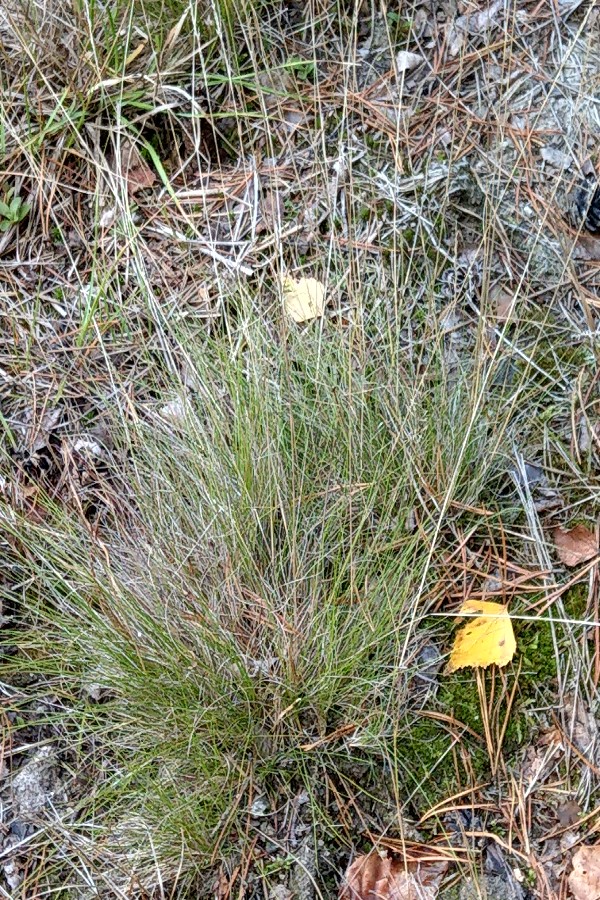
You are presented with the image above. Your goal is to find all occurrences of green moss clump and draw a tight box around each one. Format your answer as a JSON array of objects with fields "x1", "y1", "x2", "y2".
[
  {"x1": 514, "y1": 307, "x2": 593, "y2": 392},
  {"x1": 516, "y1": 614, "x2": 558, "y2": 687},
  {"x1": 409, "y1": 607, "x2": 561, "y2": 813},
  {"x1": 387, "y1": 12, "x2": 413, "y2": 43},
  {"x1": 438, "y1": 674, "x2": 483, "y2": 736},
  {"x1": 397, "y1": 716, "x2": 488, "y2": 815},
  {"x1": 532, "y1": 344, "x2": 591, "y2": 382},
  {"x1": 506, "y1": 614, "x2": 557, "y2": 748},
  {"x1": 563, "y1": 583, "x2": 588, "y2": 620}
]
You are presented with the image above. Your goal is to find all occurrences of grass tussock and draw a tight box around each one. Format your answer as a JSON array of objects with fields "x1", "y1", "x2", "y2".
[{"x1": 3, "y1": 293, "x2": 518, "y2": 891}]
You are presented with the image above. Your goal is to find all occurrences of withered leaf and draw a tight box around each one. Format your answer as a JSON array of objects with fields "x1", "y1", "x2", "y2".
[
  {"x1": 282, "y1": 275, "x2": 325, "y2": 323},
  {"x1": 572, "y1": 234, "x2": 600, "y2": 261},
  {"x1": 120, "y1": 139, "x2": 156, "y2": 195},
  {"x1": 340, "y1": 852, "x2": 447, "y2": 900},
  {"x1": 489, "y1": 283, "x2": 513, "y2": 321},
  {"x1": 569, "y1": 845, "x2": 600, "y2": 900},
  {"x1": 557, "y1": 799, "x2": 580, "y2": 827},
  {"x1": 553, "y1": 525, "x2": 598, "y2": 567}
]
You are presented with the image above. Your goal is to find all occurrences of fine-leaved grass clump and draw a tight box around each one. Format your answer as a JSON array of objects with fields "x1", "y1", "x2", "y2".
[{"x1": 3, "y1": 290, "x2": 515, "y2": 893}]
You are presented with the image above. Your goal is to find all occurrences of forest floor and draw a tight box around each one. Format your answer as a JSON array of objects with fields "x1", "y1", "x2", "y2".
[{"x1": 2, "y1": 1, "x2": 600, "y2": 897}]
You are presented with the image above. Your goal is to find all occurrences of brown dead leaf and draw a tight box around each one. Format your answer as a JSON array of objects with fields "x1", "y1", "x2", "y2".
[
  {"x1": 120, "y1": 139, "x2": 156, "y2": 195},
  {"x1": 553, "y1": 525, "x2": 598, "y2": 567},
  {"x1": 557, "y1": 800, "x2": 580, "y2": 827},
  {"x1": 521, "y1": 734, "x2": 562, "y2": 792},
  {"x1": 340, "y1": 852, "x2": 447, "y2": 900},
  {"x1": 572, "y1": 234, "x2": 600, "y2": 261},
  {"x1": 569, "y1": 845, "x2": 600, "y2": 900},
  {"x1": 284, "y1": 108, "x2": 305, "y2": 132},
  {"x1": 257, "y1": 69, "x2": 293, "y2": 113},
  {"x1": 260, "y1": 189, "x2": 284, "y2": 232},
  {"x1": 490, "y1": 284, "x2": 514, "y2": 321},
  {"x1": 564, "y1": 694, "x2": 598, "y2": 755}
]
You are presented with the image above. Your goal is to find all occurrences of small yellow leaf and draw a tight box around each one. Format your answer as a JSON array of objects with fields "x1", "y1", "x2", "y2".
[
  {"x1": 282, "y1": 275, "x2": 325, "y2": 323},
  {"x1": 447, "y1": 600, "x2": 516, "y2": 673}
]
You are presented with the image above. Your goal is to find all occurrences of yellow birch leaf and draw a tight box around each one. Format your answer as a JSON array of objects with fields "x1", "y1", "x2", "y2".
[
  {"x1": 282, "y1": 275, "x2": 325, "y2": 323},
  {"x1": 447, "y1": 600, "x2": 516, "y2": 673}
]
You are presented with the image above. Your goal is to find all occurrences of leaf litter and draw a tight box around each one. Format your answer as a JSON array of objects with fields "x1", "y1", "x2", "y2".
[
  {"x1": 118, "y1": 138, "x2": 156, "y2": 195},
  {"x1": 553, "y1": 525, "x2": 598, "y2": 567},
  {"x1": 569, "y1": 846, "x2": 600, "y2": 900},
  {"x1": 340, "y1": 852, "x2": 448, "y2": 900},
  {"x1": 395, "y1": 51, "x2": 425, "y2": 73}
]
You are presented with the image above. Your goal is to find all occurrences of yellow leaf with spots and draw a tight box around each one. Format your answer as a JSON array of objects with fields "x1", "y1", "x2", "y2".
[
  {"x1": 282, "y1": 275, "x2": 325, "y2": 323},
  {"x1": 447, "y1": 600, "x2": 516, "y2": 673}
]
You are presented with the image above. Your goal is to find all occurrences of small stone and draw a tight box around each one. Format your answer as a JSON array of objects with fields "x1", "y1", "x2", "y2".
[
  {"x1": 561, "y1": 830, "x2": 579, "y2": 852},
  {"x1": 11, "y1": 748, "x2": 65, "y2": 821},
  {"x1": 250, "y1": 796, "x2": 270, "y2": 817},
  {"x1": 159, "y1": 397, "x2": 187, "y2": 424},
  {"x1": 288, "y1": 838, "x2": 316, "y2": 900},
  {"x1": 396, "y1": 51, "x2": 424, "y2": 73},
  {"x1": 540, "y1": 147, "x2": 572, "y2": 169},
  {"x1": 269, "y1": 887, "x2": 292, "y2": 900}
]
